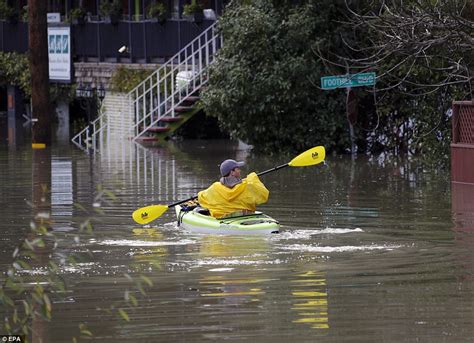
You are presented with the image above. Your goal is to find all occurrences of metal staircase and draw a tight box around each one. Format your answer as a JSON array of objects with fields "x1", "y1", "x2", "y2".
[{"x1": 72, "y1": 22, "x2": 222, "y2": 152}]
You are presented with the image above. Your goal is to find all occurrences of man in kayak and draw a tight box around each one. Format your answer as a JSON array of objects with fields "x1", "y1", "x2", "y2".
[{"x1": 198, "y1": 159, "x2": 269, "y2": 218}]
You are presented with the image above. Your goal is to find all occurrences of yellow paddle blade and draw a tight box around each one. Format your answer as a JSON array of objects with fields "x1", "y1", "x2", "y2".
[
  {"x1": 132, "y1": 205, "x2": 169, "y2": 225},
  {"x1": 288, "y1": 146, "x2": 325, "y2": 167}
]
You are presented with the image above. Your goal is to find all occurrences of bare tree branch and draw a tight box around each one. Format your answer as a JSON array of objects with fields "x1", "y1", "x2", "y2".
[{"x1": 327, "y1": 0, "x2": 473, "y2": 97}]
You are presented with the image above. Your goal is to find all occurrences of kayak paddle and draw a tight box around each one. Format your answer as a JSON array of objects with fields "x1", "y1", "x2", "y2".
[{"x1": 132, "y1": 145, "x2": 325, "y2": 224}]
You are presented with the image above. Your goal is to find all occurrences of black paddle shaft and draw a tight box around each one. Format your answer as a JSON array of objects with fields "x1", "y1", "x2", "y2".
[
  {"x1": 167, "y1": 163, "x2": 290, "y2": 209},
  {"x1": 256, "y1": 163, "x2": 289, "y2": 177}
]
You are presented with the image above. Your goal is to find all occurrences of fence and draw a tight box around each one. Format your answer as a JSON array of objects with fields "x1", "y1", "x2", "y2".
[
  {"x1": 0, "y1": 19, "x2": 214, "y2": 63},
  {"x1": 451, "y1": 100, "x2": 474, "y2": 184}
]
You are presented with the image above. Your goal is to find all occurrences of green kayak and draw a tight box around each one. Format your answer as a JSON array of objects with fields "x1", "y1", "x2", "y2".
[{"x1": 175, "y1": 205, "x2": 280, "y2": 234}]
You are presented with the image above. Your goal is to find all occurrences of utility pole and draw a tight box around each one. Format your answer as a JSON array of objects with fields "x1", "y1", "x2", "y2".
[{"x1": 29, "y1": 0, "x2": 51, "y2": 147}]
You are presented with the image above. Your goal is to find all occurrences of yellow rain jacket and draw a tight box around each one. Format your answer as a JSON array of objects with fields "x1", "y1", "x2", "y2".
[{"x1": 198, "y1": 172, "x2": 269, "y2": 218}]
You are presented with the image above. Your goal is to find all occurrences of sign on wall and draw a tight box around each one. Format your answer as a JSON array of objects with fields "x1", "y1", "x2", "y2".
[
  {"x1": 47, "y1": 13, "x2": 61, "y2": 23},
  {"x1": 48, "y1": 26, "x2": 71, "y2": 83}
]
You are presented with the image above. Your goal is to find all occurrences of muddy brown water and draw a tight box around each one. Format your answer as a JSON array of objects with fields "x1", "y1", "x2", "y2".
[{"x1": 0, "y1": 139, "x2": 473, "y2": 342}]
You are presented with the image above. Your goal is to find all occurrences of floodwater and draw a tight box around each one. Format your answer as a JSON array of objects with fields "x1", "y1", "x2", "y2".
[{"x1": 0, "y1": 138, "x2": 473, "y2": 342}]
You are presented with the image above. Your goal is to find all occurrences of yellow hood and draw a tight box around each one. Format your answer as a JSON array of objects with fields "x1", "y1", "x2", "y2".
[{"x1": 198, "y1": 172, "x2": 269, "y2": 218}]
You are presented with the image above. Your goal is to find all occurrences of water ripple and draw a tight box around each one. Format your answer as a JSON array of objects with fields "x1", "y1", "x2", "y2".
[
  {"x1": 282, "y1": 244, "x2": 402, "y2": 253},
  {"x1": 97, "y1": 239, "x2": 196, "y2": 247},
  {"x1": 275, "y1": 227, "x2": 363, "y2": 240}
]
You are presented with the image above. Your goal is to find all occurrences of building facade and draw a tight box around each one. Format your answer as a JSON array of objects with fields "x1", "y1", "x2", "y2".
[{"x1": 1, "y1": 0, "x2": 225, "y2": 63}]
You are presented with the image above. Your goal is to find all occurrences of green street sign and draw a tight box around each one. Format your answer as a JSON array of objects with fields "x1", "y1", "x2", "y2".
[{"x1": 321, "y1": 72, "x2": 376, "y2": 90}]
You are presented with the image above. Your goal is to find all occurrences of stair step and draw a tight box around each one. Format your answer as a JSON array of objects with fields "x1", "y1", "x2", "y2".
[
  {"x1": 175, "y1": 106, "x2": 194, "y2": 113},
  {"x1": 184, "y1": 96, "x2": 200, "y2": 103},
  {"x1": 143, "y1": 126, "x2": 170, "y2": 133},
  {"x1": 159, "y1": 116, "x2": 183, "y2": 123},
  {"x1": 135, "y1": 137, "x2": 161, "y2": 143}
]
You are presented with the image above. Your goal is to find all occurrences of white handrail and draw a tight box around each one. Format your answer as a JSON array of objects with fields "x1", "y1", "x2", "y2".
[
  {"x1": 130, "y1": 22, "x2": 222, "y2": 140},
  {"x1": 71, "y1": 21, "x2": 222, "y2": 151},
  {"x1": 71, "y1": 112, "x2": 107, "y2": 153}
]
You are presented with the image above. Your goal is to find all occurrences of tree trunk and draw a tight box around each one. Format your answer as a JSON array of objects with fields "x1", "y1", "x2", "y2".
[{"x1": 29, "y1": 0, "x2": 51, "y2": 146}]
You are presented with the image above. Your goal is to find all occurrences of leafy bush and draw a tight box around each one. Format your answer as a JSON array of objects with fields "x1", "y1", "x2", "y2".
[
  {"x1": 109, "y1": 66, "x2": 154, "y2": 93},
  {"x1": 0, "y1": 52, "x2": 31, "y2": 96},
  {"x1": 99, "y1": 0, "x2": 122, "y2": 17},
  {"x1": 109, "y1": 65, "x2": 176, "y2": 95},
  {"x1": 0, "y1": 0, "x2": 15, "y2": 20},
  {"x1": 201, "y1": 0, "x2": 467, "y2": 162},
  {"x1": 70, "y1": 7, "x2": 86, "y2": 19},
  {"x1": 0, "y1": 52, "x2": 75, "y2": 104},
  {"x1": 183, "y1": 0, "x2": 203, "y2": 16},
  {"x1": 201, "y1": 1, "x2": 350, "y2": 153},
  {"x1": 21, "y1": 5, "x2": 27, "y2": 21},
  {"x1": 148, "y1": 2, "x2": 167, "y2": 19}
]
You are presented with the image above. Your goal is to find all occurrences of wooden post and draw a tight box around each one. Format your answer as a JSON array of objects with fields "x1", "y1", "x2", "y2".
[
  {"x1": 345, "y1": 64, "x2": 358, "y2": 155},
  {"x1": 29, "y1": 0, "x2": 51, "y2": 147},
  {"x1": 346, "y1": 87, "x2": 358, "y2": 155},
  {"x1": 31, "y1": 146, "x2": 52, "y2": 343},
  {"x1": 7, "y1": 85, "x2": 25, "y2": 146}
]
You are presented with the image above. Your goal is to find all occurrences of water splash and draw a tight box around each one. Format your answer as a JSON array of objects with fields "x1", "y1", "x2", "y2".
[
  {"x1": 208, "y1": 267, "x2": 234, "y2": 272},
  {"x1": 195, "y1": 258, "x2": 285, "y2": 266},
  {"x1": 282, "y1": 244, "x2": 401, "y2": 253},
  {"x1": 274, "y1": 228, "x2": 363, "y2": 240},
  {"x1": 98, "y1": 239, "x2": 196, "y2": 247}
]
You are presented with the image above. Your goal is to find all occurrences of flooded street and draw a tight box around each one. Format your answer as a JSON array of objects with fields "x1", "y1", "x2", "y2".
[{"x1": 1, "y1": 139, "x2": 473, "y2": 342}]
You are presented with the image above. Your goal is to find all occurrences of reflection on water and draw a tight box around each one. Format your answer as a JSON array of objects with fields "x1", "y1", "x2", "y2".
[
  {"x1": 51, "y1": 158, "x2": 73, "y2": 221},
  {"x1": 0, "y1": 140, "x2": 473, "y2": 342},
  {"x1": 130, "y1": 227, "x2": 168, "y2": 267},
  {"x1": 451, "y1": 182, "x2": 474, "y2": 283},
  {"x1": 291, "y1": 271, "x2": 329, "y2": 330}
]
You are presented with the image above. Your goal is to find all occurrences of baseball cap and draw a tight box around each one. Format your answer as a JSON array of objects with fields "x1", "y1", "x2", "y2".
[{"x1": 219, "y1": 159, "x2": 245, "y2": 176}]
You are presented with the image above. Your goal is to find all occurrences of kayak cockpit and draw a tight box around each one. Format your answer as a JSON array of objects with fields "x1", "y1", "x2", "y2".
[{"x1": 175, "y1": 205, "x2": 280, "y2": 235}]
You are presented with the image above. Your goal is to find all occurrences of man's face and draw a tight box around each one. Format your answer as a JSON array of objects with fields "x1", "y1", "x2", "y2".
[{"x1": 230, "y1": 167, "x2": 241, "y2": 178}]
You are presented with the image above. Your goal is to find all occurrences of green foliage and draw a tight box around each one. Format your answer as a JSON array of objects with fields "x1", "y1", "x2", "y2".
[
  {"x1": 0, "y1": 202, "x2": 83, "y2": 336},
  {"x1": 21, "y1": 5, "x2": 27, "y2": 21},
  {"x1": 183, "y1": 0, "x2": 203, "y2": 16},
  {"x1": 0, "y1": 52, "x2": 31, "y2": 96},
  {"x1": 109, "y1": 66, "x2": 154, "y2": 93},
  {"x1": 148, "y1": 2, "x2": 167, "y2": 19},
  {"x1": 0, "y1": 52, "x2": 76, "y2": 104},
  {"x1": 0, "y1": 185, "x2": 153, "y2": 340},
  {"x1": 50, "y1": 83, "x2": 76, "y2": 105},
  {"x1": 201, "y1": 0, "x2": 350, "y2": 153},
  {"x1": 109, "y1": 65, "x2": 176, "y2": 96},
  {"x1": 0, "y1": 0, "x2": 15, "y2": 20},
  {"x1": 202, "y1": 0, "x2": 471, "y2": 163},
  {"x1": 99, "y1": 0, "x2": 122, "y2": 16},
  {"x1": 357, "y1": 59, "x2": 464, "y2": 166},
  {"x1": 70, "y1": 7, "x2": 86, "y2": 19}
]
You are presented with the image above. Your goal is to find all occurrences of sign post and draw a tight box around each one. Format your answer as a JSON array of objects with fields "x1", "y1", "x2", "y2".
[
  {"x1": 321, "y1": 72, "x2": 376, "y2": 90},
  {"x1": 321, "y1": 72, "x2": 376, "y2": 155}
]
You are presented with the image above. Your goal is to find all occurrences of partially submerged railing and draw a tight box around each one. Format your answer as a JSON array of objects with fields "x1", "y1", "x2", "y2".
[{"x1": 71, "y1": 113, "x2": 108, "y2": 153}]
